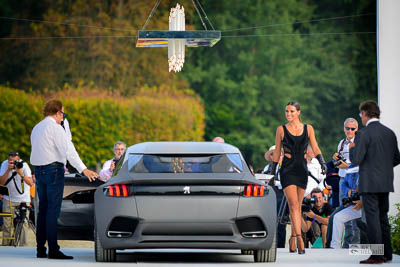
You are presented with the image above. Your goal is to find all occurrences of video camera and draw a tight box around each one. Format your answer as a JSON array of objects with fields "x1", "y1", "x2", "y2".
[
  {"x1": 342, "y1": 191, "x2": 360, "y2": 207},
  {"x1": 302, "y1": 197, "x2": 316, "y2": 213}
]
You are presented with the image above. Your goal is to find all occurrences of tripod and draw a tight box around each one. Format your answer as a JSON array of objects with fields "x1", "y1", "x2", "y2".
[{"x1": 11, "y1": 202, "x2": 36, "y2": 247}]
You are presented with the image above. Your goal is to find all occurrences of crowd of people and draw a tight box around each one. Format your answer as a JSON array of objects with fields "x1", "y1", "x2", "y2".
[
  {"x1": 0, "y1": 99, "x2": 399, "y2": 264},
  {"x1": 262, "y1": 100, "x2": 400, "y2": 264}
]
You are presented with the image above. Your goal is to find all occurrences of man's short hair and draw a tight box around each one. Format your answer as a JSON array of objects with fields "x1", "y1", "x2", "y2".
[
  {"x1": 310, "y1": 187, "x2": 323, "y2": 196},
  {"x1": 359, "y1": 100, "x2": 380, "y2": 119},
  {"x1": 43, "y1": 99, "x2": 63, "y2": 117},
  {"x1": 113, "y1": 141, "x2": 126, "y2": 150},
  {"x1": 343, "y1": 117, "x2": 358, "y2": 128},
  {"x1": 8, "y1": 152, "x2": 19, "y2": 157}
]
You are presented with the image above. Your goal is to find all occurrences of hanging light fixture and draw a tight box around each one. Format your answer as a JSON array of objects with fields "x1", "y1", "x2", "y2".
[
  {"x1": 168, "y1": 4, "x2": 185, "y2": 72},
  {"x1": 136, "y1": 1, "x2": 220, "y2": 73}
]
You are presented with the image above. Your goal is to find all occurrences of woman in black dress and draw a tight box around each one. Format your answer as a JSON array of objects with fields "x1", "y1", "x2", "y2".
[{"x1": 271, "y1": 101, "x2": 326, "y2": 254}]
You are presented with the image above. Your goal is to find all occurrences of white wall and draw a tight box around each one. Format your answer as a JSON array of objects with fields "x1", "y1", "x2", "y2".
[{"x1": 377, "y1": 0, "x2": 400, "y2": 216}]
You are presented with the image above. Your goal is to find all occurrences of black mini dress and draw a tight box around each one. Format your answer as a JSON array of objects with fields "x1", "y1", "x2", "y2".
[{"x1": 280, "y1": 124, "x2": 309, "y2": 190}]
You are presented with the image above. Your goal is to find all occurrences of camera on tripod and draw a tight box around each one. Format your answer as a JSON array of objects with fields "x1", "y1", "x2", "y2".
[
  {"x1": 333, "y1": 153, "x2": 346, "y2": 167},
  {"x1": 12, "y1": 160, "x2": 25, "y2": 169},
  {"x1": 342, "y1": 191, "x2": 360, "y2": 207},
  {"x1": 302, "y1": 197, "x2": 316, "y2": 212}
]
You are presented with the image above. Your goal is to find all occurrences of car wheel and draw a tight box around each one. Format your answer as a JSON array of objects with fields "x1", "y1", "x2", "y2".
[
  {"x1": 254, "y1": 231, "x2": 277, "y2": 262},
  {"x1": 241, "y1": 249, "x2": 253, "y2": 255},
  {"x1": 94, "y1": 224, "x2": 116, "y2": 262}
]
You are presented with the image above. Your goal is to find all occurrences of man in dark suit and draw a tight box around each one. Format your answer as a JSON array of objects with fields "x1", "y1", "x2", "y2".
[{"x1": 350, "y1": 100, "x2": 400, "y2": 264}]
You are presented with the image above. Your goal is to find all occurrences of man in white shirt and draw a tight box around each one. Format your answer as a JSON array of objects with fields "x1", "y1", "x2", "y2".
[
  {"x1": 99, "y1": 141, "x2": 126, "y2": 182},
  {"x1": 305, "y1": 145, "x2": 326, "y2": 196},
  {"x1": 332, "y1": 118, "x2": 358, "y2": 201},
  {"x1": 30, "y1": 99, "x2": 98, "y2": 260},
  {"x1": 0, "y1": 152, "x2": 33, "y2": 246}
]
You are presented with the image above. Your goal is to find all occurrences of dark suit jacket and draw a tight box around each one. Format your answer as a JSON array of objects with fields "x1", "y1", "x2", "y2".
[{"x1": 350, "y1": 121, "x2": 400, "y2": 193}]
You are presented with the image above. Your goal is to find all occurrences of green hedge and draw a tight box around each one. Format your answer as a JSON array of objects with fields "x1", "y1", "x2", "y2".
[
  {"x1": 0, "y1": 86, "x2": 205, "y2": 168},
  {"x1": 390, "y1": 203, "x2": 400, "y2": 255}
]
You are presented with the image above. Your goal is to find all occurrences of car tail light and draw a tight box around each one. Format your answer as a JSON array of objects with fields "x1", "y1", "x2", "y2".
[
  {"x1": 105, "y1": 184, "x2": 131, "y2": 197},
  {"x1": 243, "y1": 184, "x2": 265, "y2": 197}
]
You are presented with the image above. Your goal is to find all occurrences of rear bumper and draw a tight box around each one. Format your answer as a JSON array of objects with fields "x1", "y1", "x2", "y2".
[
  {"x1": 94, "y1": 185, "x2": 276, "y2": 251},
  {"x1": 98, "y1": 221, "x2": 272, "y2": 250}
]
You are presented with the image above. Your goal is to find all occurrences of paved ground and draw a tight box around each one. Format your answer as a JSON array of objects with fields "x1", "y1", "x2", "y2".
[{"x1": 0, "y1": 247, "x2": 398, "y2": 267}]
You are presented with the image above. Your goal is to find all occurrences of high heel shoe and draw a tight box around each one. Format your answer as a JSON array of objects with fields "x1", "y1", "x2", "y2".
[
  {"x1": 296, "y1": 235, "x2": 305, "y2": 254},
  {"x1": 289, "y1": 235, "x2": 297, "y2": 253}
]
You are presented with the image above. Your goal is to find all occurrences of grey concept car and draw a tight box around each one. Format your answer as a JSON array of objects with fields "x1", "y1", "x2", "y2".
[{"x1": 94, "y1": 141, "x2": 277, "y2": 262}]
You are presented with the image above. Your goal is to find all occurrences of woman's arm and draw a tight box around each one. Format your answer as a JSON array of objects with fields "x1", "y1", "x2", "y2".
[
  {"x1": 307, "y1": 124, "x2": 322, "y2": 155},
  {"x1": 272, "y1": 126, "x2": 283, "y2": 162}
]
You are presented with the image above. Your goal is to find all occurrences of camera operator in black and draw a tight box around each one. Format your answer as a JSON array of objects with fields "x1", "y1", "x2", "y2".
[
  {"x1": 0, "y1": 152, "x2": 33, "y2": 246},
  {"x1": 301, "y1": 188, "x2": 334, "y2": 248}
]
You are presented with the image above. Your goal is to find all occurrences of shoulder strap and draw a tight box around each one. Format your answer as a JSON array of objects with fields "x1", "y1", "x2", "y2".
[
  {"x1": 338, "y1": 138, "x2": 346, "y2": 152},
  {"x1": 4, "y1": 171, "x2": 17, "y2": 186}
]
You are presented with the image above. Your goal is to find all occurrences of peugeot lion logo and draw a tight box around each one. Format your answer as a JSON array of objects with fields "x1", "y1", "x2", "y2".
[{"x1": 183, "y1": 186, "x2": 191, "y2": 194}]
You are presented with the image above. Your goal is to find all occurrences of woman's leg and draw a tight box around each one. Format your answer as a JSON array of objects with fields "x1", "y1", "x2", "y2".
[
  {"x1": 296, "y1": 187, "x2": 306, "y2": 251},
  {"x1": 284, "y1": 185, "x2": 305, "y2": 251}
]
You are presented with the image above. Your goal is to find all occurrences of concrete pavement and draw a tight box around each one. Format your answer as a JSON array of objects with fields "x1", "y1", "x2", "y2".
[{"x1": 0, "y1": 247, "x2": 399, "y2": 266}]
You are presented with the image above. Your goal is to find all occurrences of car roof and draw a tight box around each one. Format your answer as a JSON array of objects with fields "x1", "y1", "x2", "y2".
[{"x1": 125, "y1": 141, "x2": 241, "y2": 154}]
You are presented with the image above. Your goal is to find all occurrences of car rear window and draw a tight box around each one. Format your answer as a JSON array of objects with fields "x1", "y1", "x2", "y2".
[{"x1": 128, "y1": 153, "x2": 244, "y2": 173}]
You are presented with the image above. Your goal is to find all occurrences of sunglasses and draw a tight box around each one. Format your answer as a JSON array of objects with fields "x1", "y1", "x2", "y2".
[
  {"x1": 345, "y1": 127, "x2": 357, "y2": 131},
  {"x1": 59, "y1": 110, "x2": 67, "y2": 119},
  {"x1": 8, "y1": 152, "x2": 19, "y2": 157}
]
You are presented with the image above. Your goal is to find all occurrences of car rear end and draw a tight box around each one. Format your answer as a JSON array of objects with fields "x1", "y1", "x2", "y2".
[{"x1": 94, "y1": 142, "x2": 276, "y2": 261}]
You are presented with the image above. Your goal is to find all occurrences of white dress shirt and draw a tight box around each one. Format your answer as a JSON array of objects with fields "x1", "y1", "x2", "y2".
[
  {"x1": 366, "y1": 118, "x2": 379, "y2": 126},
  {"x1": 0, "y1": 160, "x2": 32, "y2": 203},
  {"x1": 99, "y1": 159, "x2": 113, "y2": 182},
  {"x1": 305, "y1": 158, "x2": 326, "y2": 196},
  {"x1": 337, "y1": 137, "x2": 355, "y2": 178},
  {"x1": 30, "y1": 116, "x2": 86, "y2": 173}
]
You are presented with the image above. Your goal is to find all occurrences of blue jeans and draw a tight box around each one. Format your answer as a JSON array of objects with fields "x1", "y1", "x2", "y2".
[{"x1": 34, "y1": 164, "x2": 65, "y2": 254}]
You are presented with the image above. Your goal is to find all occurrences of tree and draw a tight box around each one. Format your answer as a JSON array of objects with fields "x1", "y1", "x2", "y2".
[{"x1": 184, "y1": 0, "x2": 376, "y2": 169}]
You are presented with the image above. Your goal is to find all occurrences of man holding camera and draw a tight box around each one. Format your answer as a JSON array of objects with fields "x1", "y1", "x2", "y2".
[
  {"x1": 329, "y1": 164, "x2": 363, "y2": 249},
  {"x1": 0, "y1": 151, "x2": 33, "y2": 246},
  {"x1": 301, "y1": 188, "x2": 333, "y2": 248},
  {"x1": 333, "y1": 118, "x2": 358, "y2": 201},
  {"x1": 328, "y1": 118, "x2": 360, "y2": 248},
  {"x1": 99, "y1": 141, "x2": 126, "y2": 182}
]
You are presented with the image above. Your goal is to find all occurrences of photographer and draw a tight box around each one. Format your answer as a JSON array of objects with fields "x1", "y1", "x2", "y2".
[
  {"x1": 0, "y1": 152, "x2": 33, "y2": 246},
  {"x1": 330, "y1": 166, "x2": 362, "y2": 248},
  {"x1": 301, "y1": 188, "x2": 333, "y2": 248},
  {"x1": 99, "y1": 141, "x2": 126, "y2": 182},
  {"x1": 332, "y1": 118, "x2": 358, "y2": 202},
  {"x1": 330, "y1": 117, "x2": 359, "y2": 247}
]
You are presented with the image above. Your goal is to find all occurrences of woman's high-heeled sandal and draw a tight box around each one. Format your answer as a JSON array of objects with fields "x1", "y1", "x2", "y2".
[
  {"x1": 289, "y1": 235, "x2": 297, "y2": 253},
  {"x1": 296, "y1": 234, "x2": 305, "y2": 254}
]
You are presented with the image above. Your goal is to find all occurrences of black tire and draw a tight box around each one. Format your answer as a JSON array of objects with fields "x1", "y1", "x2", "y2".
[
  {"x1": 253, "y1": 232, "x2": 277, "y2": 262},
  {"x1": 94, "y1": 224, "x2": 116, "y2": 262},
  {"x1": 241, "y1": 249, "x2": 253, "y2": 255}
]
